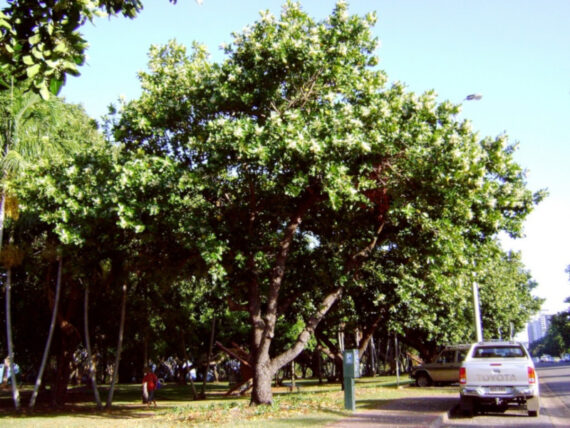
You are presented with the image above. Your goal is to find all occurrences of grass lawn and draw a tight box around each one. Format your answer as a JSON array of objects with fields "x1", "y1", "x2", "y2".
[{"x1": 0, "y1": 377, "x2": 458, "y2": 427}]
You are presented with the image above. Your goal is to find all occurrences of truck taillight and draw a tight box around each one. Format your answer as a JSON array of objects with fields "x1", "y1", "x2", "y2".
[
  {"x1": 528, "y1": 366, "x2": 536, "y2": 384},
  {"x1": 459, "y1": 367, "x2": 466, "y2": 384}
]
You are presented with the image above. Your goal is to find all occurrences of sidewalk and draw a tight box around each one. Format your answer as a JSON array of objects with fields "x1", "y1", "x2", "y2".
[{"x1": 326, "y1": 391, "x2": 457, "y2": 428}]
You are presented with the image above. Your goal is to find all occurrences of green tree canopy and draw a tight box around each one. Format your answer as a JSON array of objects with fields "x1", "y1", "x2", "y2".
[{"x1": 109, "y1": 1, "x2": 543, "y2": 404}]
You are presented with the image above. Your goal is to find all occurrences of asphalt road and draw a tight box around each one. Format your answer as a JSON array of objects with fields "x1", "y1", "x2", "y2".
[
  {"x1": 441, "y1": 362, "x2": 570, "y2": 427},
  {"x1": 538, "y1": 362, "x2": 570, "y2": 409}
]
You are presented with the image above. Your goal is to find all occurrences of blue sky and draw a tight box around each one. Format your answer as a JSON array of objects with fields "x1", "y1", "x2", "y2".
[{"x1": 8, "y1": 1, "x2": 570, "y2": 314}]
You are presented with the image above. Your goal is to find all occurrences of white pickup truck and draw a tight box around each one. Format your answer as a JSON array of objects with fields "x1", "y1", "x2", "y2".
[{"x1": 459, "y1": 341, "x2": 539, "y2": 417}]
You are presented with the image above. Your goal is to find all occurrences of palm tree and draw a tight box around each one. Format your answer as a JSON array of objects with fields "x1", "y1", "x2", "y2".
[{"x1": 0, "y1": 80, "x2": 102, "y2": 409}]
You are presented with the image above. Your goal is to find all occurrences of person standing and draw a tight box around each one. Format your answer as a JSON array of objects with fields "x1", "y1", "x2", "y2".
[{"x1": 142, "y1": 366, "x2": 158, "y2": 407}]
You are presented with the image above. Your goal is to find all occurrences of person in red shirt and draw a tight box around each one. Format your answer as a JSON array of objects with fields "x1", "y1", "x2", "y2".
[{"x1": 142, "y1": 366, "x2": 158, "y2": 407}]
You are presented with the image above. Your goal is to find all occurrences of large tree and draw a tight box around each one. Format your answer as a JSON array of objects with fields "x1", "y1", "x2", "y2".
[{"x1": 112, "y1": 1, "x2": 543, "y2": 404}]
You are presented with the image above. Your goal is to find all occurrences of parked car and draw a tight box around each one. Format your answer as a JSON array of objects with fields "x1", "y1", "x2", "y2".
[
  {"x1": 459, "y1": 341, "x2": 539, "y2": 417},
  {"x1": 410, "y1": 344, "x2": 470, "y2": 387}
]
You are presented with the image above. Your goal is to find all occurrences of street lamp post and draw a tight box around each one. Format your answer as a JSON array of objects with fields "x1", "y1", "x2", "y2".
[
  {"x1": 465, "y1": 94, "x2": 483, "y2": 342},
  {"x1": 472, "y1": 280, "x2": 483, "y2": 342}
]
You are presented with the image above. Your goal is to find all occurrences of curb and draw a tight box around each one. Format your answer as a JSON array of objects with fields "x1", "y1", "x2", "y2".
[{"x1": 429, "y1": 403, "x2": 458, "y2": 428}]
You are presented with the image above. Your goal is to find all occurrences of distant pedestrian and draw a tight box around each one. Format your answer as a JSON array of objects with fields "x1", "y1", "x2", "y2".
[{"x1": 142, "y1": 366, "x2": 158, "y2": 407}]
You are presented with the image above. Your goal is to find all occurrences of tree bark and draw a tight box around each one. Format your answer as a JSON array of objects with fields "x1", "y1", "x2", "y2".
[
  {"x1": 106, "y1": 284, "x2": 127, "y2": 408},
  {"x1": 251, "y1": 358, "x2": 273, "y2": 405},
  {"x1": 29, "y1": 257, "x2": 63, "y2": 409},
  {"x1": 5, "y1": 268, "x2": 21, "y2": 410},
  {"x1": 83, "y1": 282, "x2": 102, "y2": 409}
]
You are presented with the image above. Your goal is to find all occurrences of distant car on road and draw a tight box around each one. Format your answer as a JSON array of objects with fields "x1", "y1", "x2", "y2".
[
  {"x1": 540, "y1": 354, "x2": 552, "y2": 363},
  {"x1": 410, "y1": 344, "x2": 470, "y2": 387}
]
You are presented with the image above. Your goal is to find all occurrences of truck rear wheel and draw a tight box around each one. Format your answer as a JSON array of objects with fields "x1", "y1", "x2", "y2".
[
  {"x1": 460, "y1": 396, "x2": 475, "y2": 417},
  {"x1": 527, "y1": 396, "x2": 540, "y2": 417},
  {"x1": 416, "y1": 373, "x2": 432, "y2": 387}
]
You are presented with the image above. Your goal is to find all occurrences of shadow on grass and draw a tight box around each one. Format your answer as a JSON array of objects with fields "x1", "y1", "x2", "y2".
[
  {"x1": 0, "y1": 383, "x2": 239, "y2": 420},
  {"x1": 0, "y1": 408, "x2": 164, "y2": 421},
  {"x1": 0, "y1": 377, "x2": 426, "y2": 424}
]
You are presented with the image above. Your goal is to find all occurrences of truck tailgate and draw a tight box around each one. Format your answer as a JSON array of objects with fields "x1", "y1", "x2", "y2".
[{"x1": 465, "y1": 359, "x2": 530, "y2": 386}]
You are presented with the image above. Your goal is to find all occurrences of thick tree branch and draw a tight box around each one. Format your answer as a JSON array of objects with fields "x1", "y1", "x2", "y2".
[
  {"x1": 358, "y1": 312, "x2": 384, "y2": 356},
  {"x1": 256, "y1": 185, "x2": 322, "y2": 357},
  {"x1": 268, "y1": 287, "x2": 343, "y2": 374},
  {"x1": 316, "y1": 330, "x2": 343, "y2": 364}
]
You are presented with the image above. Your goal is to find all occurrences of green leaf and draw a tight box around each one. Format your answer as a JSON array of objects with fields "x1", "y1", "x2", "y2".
[
  {"x1": 28, "y1": 33, "x2": 41, "y2": 45},
  {"x1": 26, "y1": 63, "x2": 41, "y2": 78},
  {"x1": 53, "y1": 42, "x2": 68, "y2": 54},
  {"x1": 0, "y1": 19, "x2": 12, "y2": 30},
  {"x1": 49, "y1": 77, "x2": 64, "y2": 95},
  {"x1": 31, "y1": 47, "x2": 44, "y2": 60},
  {"x1": 22, "y1": 55, "x2": 34, "y2": 65}
]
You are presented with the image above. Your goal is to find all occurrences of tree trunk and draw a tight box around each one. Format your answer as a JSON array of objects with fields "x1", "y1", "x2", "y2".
[
  {"x1": 2, "y1": 197, "x2": 19, "y2": 408},
  {"x1": 200, "y1": 315, "x2": 216, "y2": 398},
  {"x1": 106, "y1": 284, "x2": 127, "y2": 408},
  {"x1": 0, "y1": 190, "x2": 6, "y2": 252},
  {"x1": 180, "y1": 335, "x2": 198, "y2": 398},
  {"x1": 5, "y1": 268, "x2": 21, "y2": 410},
  {"x1": 29, "y1": 257, "x2": 63, "y2": 409},
  {"x1": 245, "y1": 188, "x2": 382, "y2": 404},
  {"x1": 83, "y1": 282, "x2": 102, "y2": 409},
  {"x1": 249, "y1": 287, "x2": 343, "y2": 405},
  {"x1": 50, "y1": 274, "x2": 82, "y2": 407},
  {"x1": 369, "y1": 337, "x2": 377, "y2": 377},
  {"x1": 251, "y1": 358, "x2": 274, "y2": 405},
  {"x1": 143, "y1": 333, "x2": 148, "y2": 372},
  {"x1": 316, "y1": 345, "x2": 323, "y2": 384},
  {"x1": 52, "y1": 319, "x2": 81, "y2": 406}
]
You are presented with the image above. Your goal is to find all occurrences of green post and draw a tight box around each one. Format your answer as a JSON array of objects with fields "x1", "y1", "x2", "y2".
[
  {"x1": 344, "y1": 377, "x2": 356, "y2": 410},
  {"x1": 343, "y1": 349, "x2": 359, "y2": 411}
]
